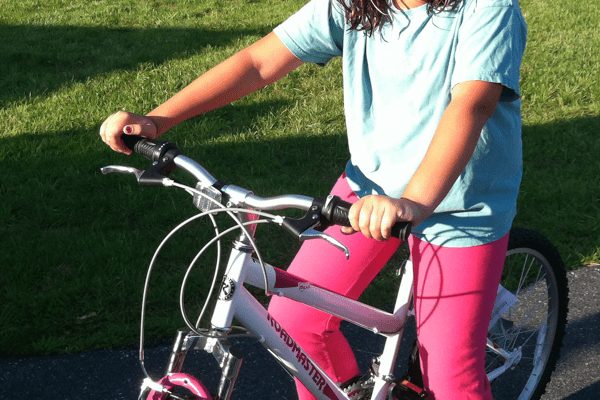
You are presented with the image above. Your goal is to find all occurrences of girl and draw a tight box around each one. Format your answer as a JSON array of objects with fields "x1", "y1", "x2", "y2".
[{"x1": 100, "y1": 0, "x2": 527, "y2": 398}]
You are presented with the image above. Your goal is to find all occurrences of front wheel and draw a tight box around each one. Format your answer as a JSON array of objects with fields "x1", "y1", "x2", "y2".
[
  {"x1": 145, "y1": 373, "x2": 212, "y2": 400},
  {"x1": 487, "y1": 228, "x2": 569, "y2": 400}
]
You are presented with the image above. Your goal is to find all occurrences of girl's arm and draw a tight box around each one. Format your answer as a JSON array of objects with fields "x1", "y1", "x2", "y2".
[
  {"x1": 100, "y1": 32, "x2": 304, "y2": 154},
  {"x1": 345, "y1": 80, "x2": 504, "y2": 241}
]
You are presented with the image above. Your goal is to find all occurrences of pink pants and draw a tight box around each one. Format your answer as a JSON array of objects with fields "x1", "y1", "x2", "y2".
[{"x1": 268, "y1": 175, "x2": 508, "y2": 400}]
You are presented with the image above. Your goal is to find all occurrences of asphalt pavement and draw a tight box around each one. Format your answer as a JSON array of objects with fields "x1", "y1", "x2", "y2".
[{"x1": 1, "y1": 266, "x2": 598, "y2": 400}]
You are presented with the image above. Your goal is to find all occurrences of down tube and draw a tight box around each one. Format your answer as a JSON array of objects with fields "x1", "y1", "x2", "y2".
[{"x1": 234, "y1": 287, "x2": 350, "y2": 400}]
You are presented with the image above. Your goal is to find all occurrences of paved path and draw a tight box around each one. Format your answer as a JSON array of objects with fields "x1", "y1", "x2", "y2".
[
  {"x1": 541, "y1": 266, "x2": 600, "y2": 400},
  {"x1": 1, "y1": 266, "x2": 598, "y2": 400}
]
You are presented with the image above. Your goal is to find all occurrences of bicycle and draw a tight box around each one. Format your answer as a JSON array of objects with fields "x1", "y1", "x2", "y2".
[{"x1": 102, "y1": 135, "x2": 569, "y2": 400}]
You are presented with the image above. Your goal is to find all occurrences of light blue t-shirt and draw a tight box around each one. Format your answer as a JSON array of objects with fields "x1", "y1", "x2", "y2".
[{"x1": 274, "y1": 0, "x2": 527, "y2": 246}]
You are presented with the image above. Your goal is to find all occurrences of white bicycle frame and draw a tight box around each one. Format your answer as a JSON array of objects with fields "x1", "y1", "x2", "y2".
[
  {"x1": 140, "y1": 207, "x2": 522, "y2": 400},
  {"x1": 208, "y1": 242, "x2": 415, "y2": 400},
  {"x1": 159, "y1": 230, "x2": 522, "y2": 400}
]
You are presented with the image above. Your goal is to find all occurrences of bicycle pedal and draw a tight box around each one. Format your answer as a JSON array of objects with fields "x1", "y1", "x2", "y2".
[
  {"x1": 341, "y1": 375, "x2": 374, "y2": 400},
  {"x1": 392, "y1": 380, "x2": 432, "y2": 400}
]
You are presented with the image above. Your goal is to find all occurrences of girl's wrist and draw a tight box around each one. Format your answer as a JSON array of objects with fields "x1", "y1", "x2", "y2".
[
  {"x1": 398, "y1": 196, "x2": 435, "y2": 226},
  {"x1": 144, "y1": 114, "x2": 172, "y2": 137}
]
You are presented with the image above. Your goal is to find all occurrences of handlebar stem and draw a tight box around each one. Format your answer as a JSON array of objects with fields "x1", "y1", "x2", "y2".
[{"x1": 221, "y1": 184, "x2": 254, "y2": 208}]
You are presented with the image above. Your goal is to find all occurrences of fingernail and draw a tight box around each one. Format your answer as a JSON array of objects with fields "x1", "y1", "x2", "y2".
[{"x1": 123, "y1": 125, "x2": 133, "y2": 134}]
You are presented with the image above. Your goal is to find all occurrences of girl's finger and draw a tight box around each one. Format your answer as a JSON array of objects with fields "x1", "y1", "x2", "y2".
[
  {"x1": 380, "y1": 212, "x2": 394, "y2": 240},
  {"x1": 357, "y1": 208, "x2": 374, "y2": 239},
  {"x1": 340, "y1": 226, "x2": 357, "y2": 235},
  {"x1": 369, "y1": 207, "x2": 384, "y2": 241},
  {"x1": 122, "y1": 124, "x2": 142, "y2": 135}
]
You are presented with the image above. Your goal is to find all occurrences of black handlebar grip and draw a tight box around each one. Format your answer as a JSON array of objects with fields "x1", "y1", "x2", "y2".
[
  {"x1": 121, "y1": 134, "x2": 143, "y2": 152},
  {"x1": 330, "y1": 199, "x2": 412, "y2": 241},
  {"x1": 330, "y1": 199, "x2": 352, "y2": 226},
  {"x1": 121, "y1": 134, "x2": 179, "y2": 162},
  {"x1": 390, "y1": 221, "x2": 412, "y2": 242}
]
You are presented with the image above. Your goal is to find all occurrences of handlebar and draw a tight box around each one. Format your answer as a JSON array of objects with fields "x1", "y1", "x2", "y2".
[{"x1": 118, "y1": 135, "x2": 411, "y2": 241}]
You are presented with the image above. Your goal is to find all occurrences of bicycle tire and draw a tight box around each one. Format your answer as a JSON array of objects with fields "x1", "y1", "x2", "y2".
[
  {"x1": 146, "y1": 373, "x2": 212, "y2": 400},
  {"x1": 487, "y1": 228, "x2": 569, "y2": 400}
]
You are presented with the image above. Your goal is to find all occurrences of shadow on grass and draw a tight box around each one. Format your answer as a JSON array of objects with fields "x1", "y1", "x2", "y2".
[
  {"x1": 0, "y1": 99, "x2": 349, "y2": 357},
  {"x1": 517, "y1": 115, "x2": 600, "y2": 269},
  {"x1": 0, "y1": 23, "x2": 272, "y2": 108},
  {"x1": 1, "y1": 113, "x2": 598, "y2": 357}
]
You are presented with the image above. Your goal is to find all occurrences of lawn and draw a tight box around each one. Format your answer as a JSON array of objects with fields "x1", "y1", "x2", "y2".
[{"x1": 1, "y1": 0, "x2": 599, "y2": 357}]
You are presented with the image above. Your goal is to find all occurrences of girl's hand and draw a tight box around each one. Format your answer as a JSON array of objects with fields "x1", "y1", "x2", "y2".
[
  {"x1": 99, "y1": 111, "x2": 159, "y2": 155},
  {"x1": 341, "y1": 195, "x2": 431, "y2": 241}
]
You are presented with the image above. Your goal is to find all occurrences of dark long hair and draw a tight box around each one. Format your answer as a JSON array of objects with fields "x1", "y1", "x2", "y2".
[{"x1": 336, "y1": 0, "x2": 462, "y2": 35}]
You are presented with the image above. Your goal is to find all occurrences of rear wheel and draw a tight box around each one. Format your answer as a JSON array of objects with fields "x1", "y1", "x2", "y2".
[{"x1": 487, "y1": 228, "x2": 569, "y2": 400}]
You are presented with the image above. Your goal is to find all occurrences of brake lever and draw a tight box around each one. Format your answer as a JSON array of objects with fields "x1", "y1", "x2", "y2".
[
  {"x1": 101, "y1": 165, "x2": 144, "y2": 182},
  {"x1": 299, "y1": 227, "x2": 350, "y2": 260},
  {"x1": 101, "y1": 163, "x2": 177, "y2": 187}
]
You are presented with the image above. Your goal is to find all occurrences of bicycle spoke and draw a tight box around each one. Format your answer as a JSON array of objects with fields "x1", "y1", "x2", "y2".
[
  {"x1": 516, "y1": 254, "x2": 534, "y2": 295},
  {"x1": 507, "y1": 286, "x2": 551, "y2": 350}
]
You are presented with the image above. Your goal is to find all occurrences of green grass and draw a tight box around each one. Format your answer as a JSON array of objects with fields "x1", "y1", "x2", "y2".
[{"x1": 1, "y1": 0, "x2": 599, "y2": 357}]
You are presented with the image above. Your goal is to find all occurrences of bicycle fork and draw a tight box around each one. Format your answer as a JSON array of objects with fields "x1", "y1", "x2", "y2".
[
  {"x1": 157, "y1": 213, "x2": 256, "y2": 400},
  {"x1": 164, "y1": 328, "x2": 244, "y2": 400}
]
